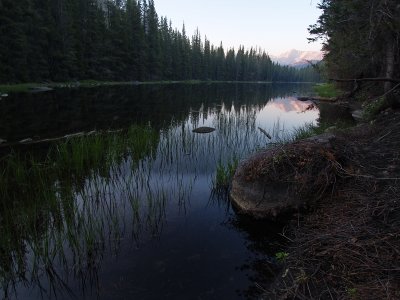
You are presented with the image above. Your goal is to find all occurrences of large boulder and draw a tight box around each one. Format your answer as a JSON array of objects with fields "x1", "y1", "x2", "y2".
[{"x1": 230, "y1": 133, "x2": 337, "y2": 219}]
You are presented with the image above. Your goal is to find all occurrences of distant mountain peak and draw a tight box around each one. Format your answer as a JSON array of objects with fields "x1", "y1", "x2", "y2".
[{"x1": 271, "y1": 49, "x2": 323, "y2": 67}]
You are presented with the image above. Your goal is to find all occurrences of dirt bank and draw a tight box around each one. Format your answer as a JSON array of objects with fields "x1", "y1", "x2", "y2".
[{"x1": 262, "y1": 109, "x2": 400, "y2": 299}]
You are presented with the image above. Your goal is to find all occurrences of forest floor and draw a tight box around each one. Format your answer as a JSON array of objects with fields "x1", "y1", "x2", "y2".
[{"x1": 265, "y1": 107, "x2": 400, "y2": 299}]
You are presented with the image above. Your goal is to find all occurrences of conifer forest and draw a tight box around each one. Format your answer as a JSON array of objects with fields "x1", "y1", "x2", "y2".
[{"x1": 0, "y1": 0, "x2": 320, "y2": 84}]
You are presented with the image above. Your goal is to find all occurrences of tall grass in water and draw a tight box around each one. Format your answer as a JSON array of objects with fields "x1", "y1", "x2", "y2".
[
  {"x1": 213, "y1": 157, "x2": 239, "y2": 192},
  {"x1": 0, "y1": 125, "x2": 161, "y2": 298},
  {"x1": 53, "y1": 125, "x2": 158, "y2": 177},
  {"x1": 291, "y1": 122, "x2": 320, "y2": 141},
  {"x1": 290, "y1": 120, "x2": 354, "y2": 142}
]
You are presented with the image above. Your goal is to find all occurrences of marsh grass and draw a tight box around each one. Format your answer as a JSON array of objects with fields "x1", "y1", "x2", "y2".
[
  {"x1": 314, "y1": 83, "x2": 340, "y2": 98},
  {"x1": 0, "y1": 81, "x2": 136, "y2": 93},
  {"x1": 0, "y1": 124, "x2": 161, "y2": 298},
  {"x1": 0, "y1": 79, "x2": 225, "y2": 94},
  {"x1": 290, "y1": 120, "x2": 354, "y2": 142},
  {"x1": 213, "y1": 158, "x2": 239, "y2": 191},
  {"x1": 53, "y1": 125, "x2": 158, "y2": 177},
  {"x1": 291, "y1": 122, "x2": 321, "y2": 140}
]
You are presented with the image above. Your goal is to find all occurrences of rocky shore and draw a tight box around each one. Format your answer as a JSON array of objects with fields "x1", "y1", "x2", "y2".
[{"x1": 231, "y1": 108, "x2": 400, "y2": 299}]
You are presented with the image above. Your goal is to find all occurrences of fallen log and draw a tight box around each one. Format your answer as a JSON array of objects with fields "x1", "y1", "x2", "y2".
[
  {"x1": 330, "y1": 77, "x2": 400, "y2": 83},
  {"x1": 297, "y1": 96, "x2": 337, "y2": 102},
  {"x1": 258, "y1": 127, "x2": 272, "y2": 139}
]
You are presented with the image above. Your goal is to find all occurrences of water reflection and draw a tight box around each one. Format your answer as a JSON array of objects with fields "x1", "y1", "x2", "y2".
[
  {"x1": 0, "y1": 83, "x2": 319, "y2": 299},
  {"x1": 0, "y1": 83, "x2": 315, "y2": 144},
  {"x1": 270, "y1": 97, "x2": 315, "y2": 113},
  {"x1": 229, "y1": 216, "x2": 287, "y2": 299}
]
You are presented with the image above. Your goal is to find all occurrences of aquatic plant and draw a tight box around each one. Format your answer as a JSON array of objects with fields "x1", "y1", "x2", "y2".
[
  {"x1": 213, "y1": 157, "x2": 239, "y2": 192},
  {"x1": 275, "y1": 251, "x2": 289, "y2": 262},
  {"x1": 291, "y1": 122, "x2": 318, "y2": 141},
  {"x1": 0, "y1": 124, "x2": 163, "y2": 298}
]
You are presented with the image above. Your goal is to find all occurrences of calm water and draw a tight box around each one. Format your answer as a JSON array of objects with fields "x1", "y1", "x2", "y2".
[{"x1": 0, "y1": 83, "x2": 319, "y2": 299}]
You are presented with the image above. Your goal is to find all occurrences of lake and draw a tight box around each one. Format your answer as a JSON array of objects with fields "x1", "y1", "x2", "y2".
[{"x1": 0, "y1": 83, "x2": 319, "y2": 299}]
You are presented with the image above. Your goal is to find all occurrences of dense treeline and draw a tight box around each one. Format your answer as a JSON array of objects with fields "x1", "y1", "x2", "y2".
[
  {"x1": 0, "y1": 0, "x2": 320, "y2": 84},
  {"x1": 309, "y1": 0, "x2": 400, "y2": 95}
]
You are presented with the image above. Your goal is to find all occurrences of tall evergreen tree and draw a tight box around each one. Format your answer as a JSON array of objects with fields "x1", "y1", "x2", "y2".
[
  {"x1": 0, "y1": 0, "x2": 30, "y2": 82},
  {"x1": 309, "y1": 0, "x2": 399, "y2": 92},
  {"x1": 180, "y1": 23, "x2": 191, "y2": 79},
  {"x1": 144, "y1": 0, "x2": 161, "y2": 79},
  {"x1": 191, "y1": 28, "x2": 203, "y2": 79},
  {"x1": 159, "y1": 17, "x2": 173, "y2": 79},
  {"x1": 203, "y1": 37, "x2": 211, "y2": 80}
]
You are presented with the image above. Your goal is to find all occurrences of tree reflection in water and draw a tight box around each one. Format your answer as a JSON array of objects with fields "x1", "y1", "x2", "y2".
[{"x1": 0, "y1": 83, "x2": 321, "y2": 299}]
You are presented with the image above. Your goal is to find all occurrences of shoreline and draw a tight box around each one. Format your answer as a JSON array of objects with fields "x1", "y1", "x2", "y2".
[
  {"x1": 0, "y1": 80, "x2": 319, "y2": 94},
  {"x1": 261, "y1": 108, "x2": 400, "y2": 298}
]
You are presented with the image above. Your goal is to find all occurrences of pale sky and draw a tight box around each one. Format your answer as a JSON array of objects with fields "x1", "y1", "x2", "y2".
[{"x1": 153, "y1": 0, "x2": 323, "y2": 56}]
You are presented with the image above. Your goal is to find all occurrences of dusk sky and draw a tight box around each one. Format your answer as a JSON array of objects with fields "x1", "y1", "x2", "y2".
[{"x1": 153, "y1": 0, "x2": 323, "y2": 56}]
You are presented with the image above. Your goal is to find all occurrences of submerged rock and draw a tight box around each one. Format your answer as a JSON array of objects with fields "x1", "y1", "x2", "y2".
[
  {"x1": 297, "y1": 96, "x2": 310, "y2": 101},
  {"x1": 192, "y1": 126, "x2": 215, "y2": 133},
  {"x1": 230, "y1": 133, "x2": 337, "y2": 220},
  {"x1": 29, "y1": 86, "x2": 53, "y2": 93},
  {"x1": 351, "y1": 109, "x2": 364, "y2": 121},
  {"x1": 19, "y1": 138, "x2": 33, "y2": 143},
  {"x1": 64, "y1": 132, "x2": 85, "y2": 139}
]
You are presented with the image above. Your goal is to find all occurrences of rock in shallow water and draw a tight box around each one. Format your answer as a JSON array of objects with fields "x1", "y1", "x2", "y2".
[
  {"x1": 29, "y1": 86, "x2": 53, "y2": 93},
  {"x1": 192, "y1": 126, "x2": 215, "y2": 133}
]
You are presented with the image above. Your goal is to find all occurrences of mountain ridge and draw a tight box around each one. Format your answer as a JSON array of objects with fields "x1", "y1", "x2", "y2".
[{"x1": 271, "y1": 49, "x2": 323, "y2": 67}]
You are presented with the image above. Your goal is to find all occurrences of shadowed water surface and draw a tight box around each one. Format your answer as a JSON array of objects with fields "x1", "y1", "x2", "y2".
[{"x1": 0, "y1": 83, "x2": 319, "y2": 299}]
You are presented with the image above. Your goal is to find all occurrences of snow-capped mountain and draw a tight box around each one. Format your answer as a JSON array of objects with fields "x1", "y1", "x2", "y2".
[{"x1": 271, "y1": 49, "x2": 323, "y2": 67}]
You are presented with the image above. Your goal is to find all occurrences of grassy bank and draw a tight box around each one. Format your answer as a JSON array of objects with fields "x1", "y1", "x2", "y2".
[
  {"x1": 0, "y1": 80, "x2": 214, "y2": 93},
  {"x1": 0, "y1": 80, "x2": 320, "y2": 94},
  {"x1": 314, "y1": 82, "x2": 340, "y2": 98},
  {"x1": 0, "y1": 80, "x2": 188, "y2": 93},
  {"x1": 0, "y1": 80, "x2": 131, "y2": 93}
]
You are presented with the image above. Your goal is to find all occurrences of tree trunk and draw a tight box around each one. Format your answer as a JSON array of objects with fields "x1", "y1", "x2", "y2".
[{"x1": 384, "y1": 38, "x2": 395, "y2": 93}]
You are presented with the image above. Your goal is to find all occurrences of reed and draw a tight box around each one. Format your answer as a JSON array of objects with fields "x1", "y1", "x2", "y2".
[
  {"x1": 291, "y1": 122, "x2": 318, "y2": 141},
  {"x1": 213, "y1": 157, "x2": 239, "y2": 191},
  {"x1": 0, "y1": 124, "x2": 163, "y2": 298}
]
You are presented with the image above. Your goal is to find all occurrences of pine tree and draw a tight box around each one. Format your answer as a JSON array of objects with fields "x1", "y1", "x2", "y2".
[
  {"x1": 0, "y1": 0, "x2": 30, "y2": 82},
  {"x1": 180, "y1": 23, "x2": 191, "y2": 79},
  {"x1": 191, "y1": 28, "x2": 203, "y2": 79},
  {"x1": 203, "y1": 37, "x2": 211, "y2": 80},
  {"x1": 309, "y1": 0, "x2": 399, "y2": 91},
  {"x1": 145, "y1": 0, "x2": 161, "y2": 79},
  {"x1": 159, "y1": 17, "x2": 173, "y2": 79}
]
